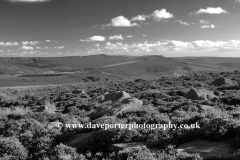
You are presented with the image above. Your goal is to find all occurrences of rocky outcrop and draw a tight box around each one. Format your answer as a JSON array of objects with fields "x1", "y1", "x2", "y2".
[
  {"x1": 36, "y1": 106, "x2": 53, "y2": 113},
  {"x1": 198, "y1": 105, "x2": 214, "y2": 111},
  {"x1": 91, "y1": 97, "x2": 143, "y2": 119},
  {"x1": 184, "y1": 88, "x2": 216, "y2": 100},
  {"x1": 72, "y1": 89, "x2": 85, "y2": 94},
  {"x1": 97, "y1": 91, "x2": 130, "y2": 103},
  {"x1": 214, "y1": 90, "x2": 223, "y2": 96},
  {"x1": 211, "y1": 77, "x2": 238, "y2": 87},
  {"x1": 232, "y1": 111, "x2": 240, "y2": 119},
  {"x1": 92, "y1": 92, "x2": 143, "y2": 119},
  {"x1": 120, "y1": 97, "x2": 143, "y2": 109},
  {"x1": 35, "y1": 103, "x2": 56, "y2": 113},
  {"x1": 47, "y1": 121, "x2": 63, "y2": 130}
]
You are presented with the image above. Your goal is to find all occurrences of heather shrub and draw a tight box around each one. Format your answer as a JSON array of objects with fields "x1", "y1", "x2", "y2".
[
  {"x1": 3, "y1": 118, "x2": 45, "y2": 137},
  {"x1": 52, "y1": 143, "x2": 84, "y2": 160},
  {"x1": 0, "y1": 107, "x2": 31, "y2": 117},
  {"x1": 153, "y1": 145, "x2": 203, "y2": 160},
  {"x1": 199, "y1": 118, "x2": 234, "y2": 140},
  {"x1": 33, "y1": 136, "x2": 55, "y2": 159},
  {"x1": 0, "y1": 137, "x2": 28, "y2": 160},
  {"x1": 147, "y1": 130, "x2": 173, "y2": 148},
  {"x1": 118, "y1": 146, "x2": 155, "y2": 160}
]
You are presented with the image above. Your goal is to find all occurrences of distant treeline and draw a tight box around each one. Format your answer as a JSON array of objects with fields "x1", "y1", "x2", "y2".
[
  {"x1": 18, "y1": 58, "x2": 61, "y2": 68},
  {"x1": 18, "y1": 73, "x2": 71, "y2": 77},
  {"x1": 0, "y1": 54, "x2": 107, "y2": 61}
]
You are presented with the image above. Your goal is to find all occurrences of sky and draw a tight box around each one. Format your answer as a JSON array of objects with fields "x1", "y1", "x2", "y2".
[{"x1": 0, "y1": 0, "x2": 240, "y2": 57}]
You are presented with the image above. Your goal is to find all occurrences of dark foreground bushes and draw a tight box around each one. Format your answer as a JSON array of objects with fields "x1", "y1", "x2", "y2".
[
  {"x1": 0, "y1": 137, "x2": 28, "y2": 160},
  {"x1": 117, "y1": 145, "x2": 202, "y2": 160}
]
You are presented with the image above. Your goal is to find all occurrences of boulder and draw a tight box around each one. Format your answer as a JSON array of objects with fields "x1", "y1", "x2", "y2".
[
  {"x1": 194, "y1": 82, "x2": 205, "y2": 87},
  {"x1": 97, "y1": 91, "x2": 130, "y2": 103},
  {"x1": 121, "y1": 97, "x2": 143, "y2": 108},
  {"x1": 184, "y1": 88, "x2": 216, "y2": 100},
  {"x1": 47, "y1": 121, "x2": 63, "y2": 130},
  {"x1": 91, "y1": 97, "x2": 143, "y2": 119},
  {"x1": 198, "y1": 105, "x2": 214, "y2": 111},
  {"x1": 79, "y1": 93, "x2": 89, "y2": 99},
  {"x1": 118, "y1": 97, "x2": 143, "y2": 113},
  {"x1": 211, "y1": 77, "x2": 238, "y2": 87},
  {"x1": 232, "y1": 111, "x2": 240, "y2": 119},
  {"x1": 36, "y1": 106, "x2": 52, "y2": 113},
  {"x1": 72, "y1": 90, "x2": 85, "y2": 94},
  {"x1": 214, "y1": 90, "x2": 223, "y2": 96}
]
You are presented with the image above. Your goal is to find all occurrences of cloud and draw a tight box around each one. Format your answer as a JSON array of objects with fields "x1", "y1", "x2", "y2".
[
  {"x1": 7, "y1": 49, "x2": 15, "y2": 53},
  {"x1": 151, "y1": 9, "x2": 174, "y2": 21},
  {"x1": 54, "y1": 46, "x2": 64, "y2": 49},
  {"x1": 100, "y1": 9, "x2": 173, "y2": 28},
  {"x1": 21, "y1": 46, "x2": 34, "y2": 50},
  {"x1": 80, "y1": 36, "x2": 106, "y2": 42},
  {"x1": 201, "y1": 24, "x2": 215, "y2": 29},
  {"x1": 5, "y1": 0, "x2": 51, "y2": 2},
  {"x1": 109, "y1": 34, "x2": 124, "y2": 40},
  {"x1": 105, "y1": 42, "x2": 129, "y2": 52},
  {"x1": 131, "y1": 15, "x2": 148, "y2": 21},
  {"x1": 100, "y1": 40, "x2": 240, "y2": 55},
  {"x1": 233, "y1": 0, "x2": 240, "y2": 3},
  {"x1": 93, "y1": 44, "x2": 100, "y2": 47},
  {"x1": 45, "y1": 40, "x2": 58, "y2": 43},
  {"x1": 84, "y1": 40, "x2": 240, "y2": 56},
  {"x1": 200, "y1": 20, "x2": 215, "y2": 28},
  {"x1": 167, "y1": 40, "x2": 192, "y2": 48},
  {"x1": 176, "y1": 20, "x2": 189, "y2": 26},
  {"x1": 104, "y1": 16, "x2": 139, "y2": 28},
  {"x1": 1, "y1": 50, "x2": 50, "y2": 57},
  {"x1": 22, "y1": 41, "x2": 41, "y2": 45},
  {"x1": 127, "y1": 35, "x2": 133, "y2": 38},
  {"x1": 200, "y1": 20, "x2": 210, "y2": 24},
  {"x1": 196, "y1": 7, "x2": 228, "y2": 14},
  {"x1": 191, "y1": 40, "x2": 237, "y2": 49},
  {"x1": 0, "y1": 42, "x2": 19, "y2": 46}
]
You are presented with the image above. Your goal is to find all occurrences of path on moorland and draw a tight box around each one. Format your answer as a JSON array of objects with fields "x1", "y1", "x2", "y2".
[{"x1": 100, "y1": 61, "x2": 138, "y2": 68}]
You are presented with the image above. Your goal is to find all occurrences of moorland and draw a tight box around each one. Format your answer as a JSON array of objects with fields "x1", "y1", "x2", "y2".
[
  {"x1": 0, "y1": 54, "x2": 240, "y2": 160},
  {"x1": 1, "y1": 54, "x2": 240, "y2": 86}
]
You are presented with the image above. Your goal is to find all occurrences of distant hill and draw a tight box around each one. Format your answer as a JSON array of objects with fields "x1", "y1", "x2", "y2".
[{"x1": 0, "y1": 54, "x2": 240, "y2": 87}]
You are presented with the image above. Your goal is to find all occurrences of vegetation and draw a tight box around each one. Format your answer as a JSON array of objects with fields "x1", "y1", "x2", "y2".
[
  {"x1": 18, "y1": 58, "x2": 61, "y2": 68},
  {"x1": 0, "y1": 71, "x2": 240, "y2": 159}
]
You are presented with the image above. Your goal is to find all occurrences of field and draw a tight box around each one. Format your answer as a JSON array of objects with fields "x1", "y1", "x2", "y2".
[{"x1": 1, "y1": 55, "x2": 240, "y2": 160}]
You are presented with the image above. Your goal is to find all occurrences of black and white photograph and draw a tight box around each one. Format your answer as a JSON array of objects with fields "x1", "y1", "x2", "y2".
[{"x1": 0, "y1": 0, "x2": 240, "y2": 159}]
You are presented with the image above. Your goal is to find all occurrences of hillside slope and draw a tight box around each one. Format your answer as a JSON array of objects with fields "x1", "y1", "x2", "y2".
[{"x1": 1, "y1": 55, "x2": 240, "y2": 87}]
